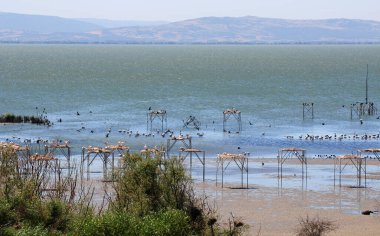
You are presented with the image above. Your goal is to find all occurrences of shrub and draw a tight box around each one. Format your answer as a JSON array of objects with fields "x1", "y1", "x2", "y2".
[
  {"x1": 140, "y1": 209, "x2": 191, "y2": 236},
  {"x1": 0, "y1": 148, "x2": 241, "y2": 236},
  {"x1": 14, "y1": 225, "x2": 49, "y2": 236},
  {"x1": 70, "y1": 209, "x2": 190, "y2": 236},
  {"x1": 0, "y1": 113, "x2": 51, "y2": 125},
  {"x1": 45, "y1": 199, "x2": 70, "y2": 232},
  {"x1": 0, "y1": 199, "x2": 15, "y2": 228},
  {"x1": 69, "y1": 212, "x2": 137, "y2": 236},
  {"x1": 0, "y1": 148, "x2": 71, "y2": 235},
  {"x1": 112, "y1": 154, "x2": 207, "y2": 234},
  {"x1": 296, "y1": 215, "x2": 337, "y2": 236}
]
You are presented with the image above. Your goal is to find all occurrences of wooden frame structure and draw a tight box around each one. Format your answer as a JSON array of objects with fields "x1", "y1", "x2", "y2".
[
  {"x1": 166, "y1": 135, "x2": 192, "y2": 159},
  {"x1": 44, "y1": 141, "x2": 71, "y2": 170},
  {"x1": 178, "y1": 148, "x2": 205, "y2": 181},
  {"x1": 13, "y1": 143, "x2": 30, "y2": 160},
  {"x1": 216, "y1": 153, "x2": 248, "y2": 188},
  {"x1": 28, "y1": 154, "x2": 61, "y2": 193},
  {"x1": 302, "y1": 102, "x2": 314, "y2": 119},
  {"x1": 350, "y1": 102, "x2": 377, "y2": 119},
  {"x1": 140, "y1": 146, "x2": 165, "y2": 159},
  {"x1": 334, "y1": 154, "x2": 367, "y2": 187},
  {"x1": 1, "y1": 142, "x2": 62, "y2": 193},
  {"x1": 82, "y1": 146, "x2": 113, "y2": 180},
  {"x1": 223, "y1": 108, "x2": 242, "y2": 132},
  {"x1": 350, "y1": 65, "x2": 377, "y2": 119},
  {"x1": 359, "y1": 148, "x2": 380, "y2": 161},
  {"x1": 278, "y1": 148, "x2": 307, "y2": 185},
  {"x1": 183, "y1": 115, "x2": 201, "y2": 130},
  {"x1": 1, "y1": 142, "x2": 30, "y2": 175},
  {"x1": 105, "y1": 141, "x2": 130, "y2": 157},
  {"x1": 147, "y1": 110, "x2": 167, "y2": 132},
  {"x1": 82, "y1": 142, "x2": 129, "y2": 180},
  {"x1": 0, "y1": 142, "x2": 30, "y2": 158}
]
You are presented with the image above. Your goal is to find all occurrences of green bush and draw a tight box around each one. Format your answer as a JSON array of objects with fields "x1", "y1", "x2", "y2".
[
  {"x1": 15, "y1": 225, "x2": 49, "y2": 236},
  {"x1": 0, "y1": 149, "x2": 240, "y2": 236},
  {"x1": 113, "y1": 154, "x2": 194, "y2": 213},
  {"x1": 69, "y1": 213, "x2": 138, "y2": 236},
  {"x1": 0, "y1": 225, "x2": 50, "y2": 236},
  {"x1": 69, "y1": 209, "x2": 190, "y2": 236},
  {"x1": 0, "y1": 113, "x2": 51, "y2": 125},
  {"x1": 140, "y1": 209, "x2": 191, "y2": 236},
  {"x1": 0, "y1": 113, "x2": 22, "y2": 123},
  {"x1": 296, "y1": 215, "x2": 337, "y2": 236},
  {"x1": 0, "y1": 199, "x2": 15, "y2": 227},
  {"x1": 111, "y1": 154, "x2": 208, "y2": 234},
  {"x1": 6, "y1": 180, "x2": 44, "y2": 224},
  {"x1": 45, "y1": 199, "x2": 70, "y2": 232}
]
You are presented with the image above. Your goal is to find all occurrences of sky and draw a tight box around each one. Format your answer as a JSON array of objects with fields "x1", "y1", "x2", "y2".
[{"x1": 1, "y1": 0, "x2": 379, "y2": 22}]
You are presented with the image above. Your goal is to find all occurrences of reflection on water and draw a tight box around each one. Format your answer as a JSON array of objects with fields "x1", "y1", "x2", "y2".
[
  {"x1": 189, "y1": 159, "x2": 380, "y2": 215},
  {"x1": 2, "y1": 45, "x2": 380, "y2": 215}
]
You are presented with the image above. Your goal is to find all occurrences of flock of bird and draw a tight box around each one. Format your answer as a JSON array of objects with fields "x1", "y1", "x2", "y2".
[
  {"x1": 67, "y1": 108, "x2": 209, "y2": 139},
  {"x1": 286, "y1": 133, "x2": 380, "y2": 141},
  {"x1": 3, "y1": 108, "x2": 380, "y2": 151}
]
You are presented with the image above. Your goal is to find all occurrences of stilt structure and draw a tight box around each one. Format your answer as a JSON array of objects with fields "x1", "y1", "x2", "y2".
[
  {"x1": 140, "y1": 146, "x2": 165, "y2": 159},
  {"x1": 44, "y1": 141, "x2": 71, "y2": 170},
  {"x1": 183, "y1": 115, "x2": 201, "y2": 130},
  {"x1": 350, "y1": 65, "x2": 377, "y2": 119},
  {"x1": 278, "y1": 148, "x2": 307, "y2": 185},
  {"x1": 302, "y1": 102, "x2": 314, "y2": 119},
  {"x1": 81, "y1": 146, "x2": 114, "y2": 181},
  {"x1": 350, "y1": 102, "x2": 377, "y2": 119},
  {"x1": 28, "y1": 154, "x2": 61, "y2": 193},
  {"x1": 0, "y1": 142, "x2": 30, "y2": 159},
  {"x1": 105, "y1": 142, "x2": 129, "y2": 171},
  {"x1": 1, "y1": 142, "x2": 30, "y2": 175},
  {"x1": 359, "y1": 148, "x2": 380, "y2": 161},
  {"x1": 178, "y1": 147, "x2": 205, "y2": 181},
  {"x1": 147, "y1": 110, "x2": 167, "y2": 132},
  {"x1": 81, "y1": 142, "x2": 129, "y2": 180},
  {"x1": 12, "y1": 143, "x2": 30, "y2": 159},
  {"x1": 216, "y1": 153, "x2": 248, "y2": 188},
  {"x1": 166, "y1": 135, "x2": 192, "y2": 159},
  {"x1": 105, "y1": 141, "x2": 129, "y2": 157},
  {"x1": 223, "y1": 108, "x2": 242, "y2": 132},
  {"x1": 334, "y1": 154, "x2": 366, "y2": 187}
]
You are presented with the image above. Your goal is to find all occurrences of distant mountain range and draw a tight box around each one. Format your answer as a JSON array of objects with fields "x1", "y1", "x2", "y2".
[
  {"x1": 0, "y1": 12, "x2": 101, "y2": 33},
  {"x1": 1, "y1": 12, "x2": 380, "y2": 44},
  {"x1": 75, "y1": 18, "x2": 168, "y2": 28}
]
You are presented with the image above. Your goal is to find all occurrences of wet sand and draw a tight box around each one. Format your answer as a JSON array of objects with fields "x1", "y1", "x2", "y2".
[
  {"x1": 195, "y1": 182, "x2": 380, "y2": 235},
  {"x1": 194, "y1": 159, "x2": 380, "y2": 235},
  {"x1": 84, "y1": 157, "x2": 380, "y2": 235},
  {"x1": 252, "y1": 157, "x2": 380, "y2": 166}
]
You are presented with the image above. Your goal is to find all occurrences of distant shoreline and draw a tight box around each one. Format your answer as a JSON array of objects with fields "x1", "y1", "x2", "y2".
[{"x1": 1, "y1": 41, "x2": 380, "y2": 45}]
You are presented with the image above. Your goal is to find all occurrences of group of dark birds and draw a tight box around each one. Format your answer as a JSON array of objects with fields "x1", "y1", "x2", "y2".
[
  {"x1": 72, "y1": 109, "x2": 207, "y2": 139},
  {"x1": 286, "y1": 133, "x2": 380, "y2": 141}
]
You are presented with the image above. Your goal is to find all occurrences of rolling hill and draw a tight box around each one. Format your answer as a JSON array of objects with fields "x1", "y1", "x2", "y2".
[{"x1": 1, "y1": 13, "x2": 380, "y2": 44}]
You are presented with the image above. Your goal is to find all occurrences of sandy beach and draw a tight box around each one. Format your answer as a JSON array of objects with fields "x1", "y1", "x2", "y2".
[
  {"x1": 195, "y1": 182, "x2": 380, "y2": 235},
  {"x1": 192, "y1": 159, "x2": 380, "y2": 235},
  {"x1": 251, "y1": 157, "x2": 380, "y2": 165},
  {"x1": 85, "y1": 157, "x2": 380, "y2": 235}
]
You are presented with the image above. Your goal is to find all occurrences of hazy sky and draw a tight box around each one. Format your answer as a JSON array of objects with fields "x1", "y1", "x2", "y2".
[{"x1": 1, "y1": 0, "x2": 379, "y2": 22}]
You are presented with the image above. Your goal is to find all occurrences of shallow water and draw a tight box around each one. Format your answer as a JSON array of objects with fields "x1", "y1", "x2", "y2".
[
  {"x1": 1, "y1": 44, "x2": 380, "y2": 202},
  {"x1": 1, "y1": 45, "x2": 380, "y2": 156}
]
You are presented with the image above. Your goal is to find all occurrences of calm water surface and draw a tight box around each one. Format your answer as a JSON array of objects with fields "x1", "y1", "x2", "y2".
[
  {"x1": 1, "y1": 45, "x2": 380, "y2": 154},
  {"x1": 1, "y1": 45, "x2": 380, "y2": 194}
]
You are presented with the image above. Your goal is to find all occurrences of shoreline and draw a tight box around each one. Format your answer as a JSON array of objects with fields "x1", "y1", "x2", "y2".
[
  {"x1": 250, "y1": 157, "x2": 380, "y2": 165},
  {"x1": 85, "y1": 164, "x2": 380, "y2": 235},
  {"x1": 194, "y1": 181, "x2": 380, "y2": 236},
  {"x1": 73, "y1": 160, "x2": 380, "y2": 235}
]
